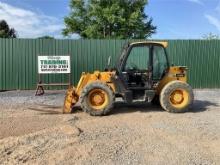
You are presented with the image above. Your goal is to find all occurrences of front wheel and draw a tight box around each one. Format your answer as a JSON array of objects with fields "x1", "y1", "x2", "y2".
[
  {"x1": 80, "y1": 81, "x2": 115, "y2": 116},
  {"x1": 160, "y1": 81, "x2": 194, "y2": 113}
]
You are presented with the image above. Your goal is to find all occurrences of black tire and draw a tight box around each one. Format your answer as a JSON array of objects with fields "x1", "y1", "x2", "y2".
[
  {"x1": 80, "y1": 81, "x2": 115, "y2": 116},
  {"x1": 160, "y1": 80, "x2": 194, "y2": 113},
  {"x1": 151, "y1": 95, "x2": 160, "y2": 106}
]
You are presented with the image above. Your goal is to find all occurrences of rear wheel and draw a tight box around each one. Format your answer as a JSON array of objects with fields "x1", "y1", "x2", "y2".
[
  {"x1": 80, "y1": 81, "x2": 115, "y2": 116},
  {"x1": 160, "y1": 81, "x2": 193, "y2": 113}
]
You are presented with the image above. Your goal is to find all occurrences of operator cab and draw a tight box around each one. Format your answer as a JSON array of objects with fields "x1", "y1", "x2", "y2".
[{"x1": 116, "y1": 41, "x2": 169, "y2": 101}]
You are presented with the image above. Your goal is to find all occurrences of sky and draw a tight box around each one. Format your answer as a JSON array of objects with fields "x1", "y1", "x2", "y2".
[{"x1": 0, "y1": 0, "x2": 220, "y2": 39}]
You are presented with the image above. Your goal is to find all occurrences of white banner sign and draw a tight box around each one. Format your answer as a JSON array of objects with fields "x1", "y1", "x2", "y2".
[{"x1": 38, "y1": 56, "x2": 71, "y2": 74}]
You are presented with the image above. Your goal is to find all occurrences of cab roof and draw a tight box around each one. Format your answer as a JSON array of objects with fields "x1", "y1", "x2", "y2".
[{"x1": 129, "y1": 41, "x2": 168, "y2": 48}]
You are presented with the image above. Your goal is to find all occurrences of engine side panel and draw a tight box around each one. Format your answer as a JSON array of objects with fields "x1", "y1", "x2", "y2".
[
  {"x1": 155, "y1": 66, "x2": 187, "y2": 95},
  {"x1": 75, "y1": 71, "x2": 116, "y2": 96}
]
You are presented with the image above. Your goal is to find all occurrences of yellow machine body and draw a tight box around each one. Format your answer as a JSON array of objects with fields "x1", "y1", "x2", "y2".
[
  {"x1": 155, "y1": 66, "x2": 187, "y2": 94},
  {"x1": 63, "y1": 66, "x2": 187, "y2": 113}
]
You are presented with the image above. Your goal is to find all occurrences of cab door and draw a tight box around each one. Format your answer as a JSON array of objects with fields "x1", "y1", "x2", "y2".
[
  {"x1": 152, "y1": 45, "x2": 169, "y2": 81},
  {"x1": 122, "y1": 45, "x2": 151, "y2": 89}
]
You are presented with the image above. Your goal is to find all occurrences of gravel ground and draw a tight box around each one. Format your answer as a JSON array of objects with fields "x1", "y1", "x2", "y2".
[{"x1": 0, "y1": 89, "x2": 220, "y2": 164}]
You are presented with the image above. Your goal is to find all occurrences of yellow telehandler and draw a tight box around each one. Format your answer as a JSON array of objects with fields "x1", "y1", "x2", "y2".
[{"x1": 63, "y1": 41, "x2": 194, "y2": 116}]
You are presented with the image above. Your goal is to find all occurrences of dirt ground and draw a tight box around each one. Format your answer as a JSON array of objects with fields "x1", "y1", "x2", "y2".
[{"x1": 0, "y1": 89, "x2": 220, "y2": 165}]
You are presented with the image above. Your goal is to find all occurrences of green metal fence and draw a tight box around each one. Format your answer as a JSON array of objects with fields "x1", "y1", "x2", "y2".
[{"x1": 0, "y1": 39, "x2": 219, "y2": 90}]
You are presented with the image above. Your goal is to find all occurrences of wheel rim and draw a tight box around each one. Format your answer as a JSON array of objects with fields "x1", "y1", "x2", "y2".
[
  {"x1": 169, "y1": 89, "x2": 189, "y2": 109},
  {"x1": 87, "y1": 89, "x2": 109, "y2": 110}
]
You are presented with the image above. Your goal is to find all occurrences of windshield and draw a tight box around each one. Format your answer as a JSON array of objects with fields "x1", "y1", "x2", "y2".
[{"x1": 125, "y1": 46, "x2": 150, "y2": 71}]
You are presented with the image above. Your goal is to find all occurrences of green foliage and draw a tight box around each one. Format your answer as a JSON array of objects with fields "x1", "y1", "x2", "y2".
[
  {"x1": 0, "y1": 20, "x2": 17, "y2": 38},
  {"x1": 63, "y1": 0, "x2": 156, "y2": 39},
  {"x1": 38, "y1": 36, "x2": 55, "y2": 39},
  {"x1": 202, "y1": 32, "x2": 220, "y2": 40}
]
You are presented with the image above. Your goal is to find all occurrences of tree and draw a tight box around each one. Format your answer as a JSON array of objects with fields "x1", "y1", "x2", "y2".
[
  {"x1": 202, "y1": 32, "x2": 220, "y2": 40},
  {"x1": 0, "y1": 20, "x2": 17, "y2": 38},
  {"x1": 38, "y1": 36, "x2": 55, "y2": 39},
  {"x1": 63, "y1": 0, "x2": 156, "y2": 39}
]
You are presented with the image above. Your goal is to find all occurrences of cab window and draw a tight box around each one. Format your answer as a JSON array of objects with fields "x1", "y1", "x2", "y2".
[
  {"x1": 153, "y1": 46, "x2": 168, "y2": 79},
  {"x1": 125, "y1": 46, "x2": 150, "y2": 71}
]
